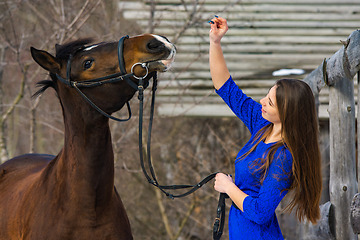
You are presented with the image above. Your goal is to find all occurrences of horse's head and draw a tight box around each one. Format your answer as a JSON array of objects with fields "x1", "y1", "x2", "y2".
[{"x1": 30, "y1": 34, "x2": 176, "y2": 118}]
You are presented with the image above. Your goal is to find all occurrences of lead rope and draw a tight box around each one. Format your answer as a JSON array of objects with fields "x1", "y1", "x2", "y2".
[
  {"x1": 213, "y1": 193, "x2": 229, "y2": 240},
  {"x1": 57, "y1": 34, "x2": 227, "y2": 238},
  {"x1": 136, "y1": 74, "x2": 227, "y2": 239}
]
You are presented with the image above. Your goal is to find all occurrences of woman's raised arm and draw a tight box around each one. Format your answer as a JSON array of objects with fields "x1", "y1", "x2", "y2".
[{"x1": 209, "y1": 16, "x2": 231, "y2": 90}]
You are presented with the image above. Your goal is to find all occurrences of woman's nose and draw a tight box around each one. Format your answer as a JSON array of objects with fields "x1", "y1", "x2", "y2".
[{"x1": 260, "y1": 98, "x2": 265, "y2": 105}]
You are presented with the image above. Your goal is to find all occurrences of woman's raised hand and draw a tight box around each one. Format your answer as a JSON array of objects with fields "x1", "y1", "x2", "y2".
[{"x1": 209, "y1": 16, "x2": 229, "y2": 44}]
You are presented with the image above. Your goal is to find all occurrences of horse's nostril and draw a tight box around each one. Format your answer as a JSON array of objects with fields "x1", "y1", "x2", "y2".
[{"x1": 147, "y1": 39, "x2": 164, "y2": 51}]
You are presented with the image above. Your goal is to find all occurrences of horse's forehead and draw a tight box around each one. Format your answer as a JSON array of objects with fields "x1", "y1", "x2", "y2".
[
  {"x1": 81, "y1": 35, "x2": 171, "y2": 53},
  {"x1": 82, "y1": 42, "x2": 112, "y2": 52},
  {"x1": 76, "y1": 35, "x2": 173, "y2": 60},
  {"x1": 83, "y1": 44, "x2": 100, "y2": 51},
  {"x1": 131, "y1": 34, "x2": 171, "y2": 46}
]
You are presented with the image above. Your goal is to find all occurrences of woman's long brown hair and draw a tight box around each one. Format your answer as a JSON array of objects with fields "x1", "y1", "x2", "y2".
[{"x1": 239, "y1": 78, "x2": 322, "y2": 224}]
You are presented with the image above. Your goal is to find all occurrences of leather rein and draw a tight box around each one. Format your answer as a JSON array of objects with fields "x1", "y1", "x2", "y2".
[{"x1": 55, "y1": 35, "x2": 227, "y2": 240}]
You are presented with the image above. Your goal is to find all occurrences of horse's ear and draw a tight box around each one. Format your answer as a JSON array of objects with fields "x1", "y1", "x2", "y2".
[
  {"x1": 55, "y1": 44, "x2": 61, "y2": 53},
  {"x1": 30, "y1": 47, "x2": 61, "y2": 74}
]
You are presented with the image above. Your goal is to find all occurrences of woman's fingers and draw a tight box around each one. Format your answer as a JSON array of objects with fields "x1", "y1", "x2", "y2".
[{"x1": 209, "y1": 16, "x2": 229, "y2": 42}]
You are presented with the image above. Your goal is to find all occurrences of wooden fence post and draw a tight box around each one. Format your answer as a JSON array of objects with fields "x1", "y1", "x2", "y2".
[
  {"x1": 357, "y1": 71, "x2": 360, "y2": 193},
  {"x1": 351, "y1": 72, "x2": 360, "y2": 235},
  {"x1": 351, "y1": 193, "x2": 360, "y2": 234},
  {"x1": 328, "y1": 72, "x2": 357, "y2": 240},
  {"x1": 299, "y1": 201, "x2": 335, "y2": 240},
  {"x1": 327, "y1": 32, "x2": 359, "y2": 239},
  {"x1": 302, "y1": 30, "x2": 360, "y2": 239}
]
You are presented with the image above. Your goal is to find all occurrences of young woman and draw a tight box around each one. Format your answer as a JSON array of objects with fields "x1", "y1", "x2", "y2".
[{"x1": 209, "y1": 16, "x2": 322, "y2": 239}]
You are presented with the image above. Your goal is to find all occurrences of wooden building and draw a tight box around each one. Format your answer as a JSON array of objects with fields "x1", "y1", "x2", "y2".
[{"x1": 122, "y1": 0, "x2": 359, "y2": 119}]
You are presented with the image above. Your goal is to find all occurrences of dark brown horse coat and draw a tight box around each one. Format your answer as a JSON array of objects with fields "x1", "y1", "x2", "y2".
[{"x1": 0, "y1": 34, "x2": 175, "y2": 240}]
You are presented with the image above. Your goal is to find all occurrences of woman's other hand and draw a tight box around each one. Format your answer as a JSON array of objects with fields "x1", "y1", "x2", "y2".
[{"x1": 214, "y1": 173, "x2": 233, "y2": 193}]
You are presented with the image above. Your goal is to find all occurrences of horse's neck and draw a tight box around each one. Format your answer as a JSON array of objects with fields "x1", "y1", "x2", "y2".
[
  {"x1": 64, "y1": 116, "x2": 114, "y2": 178},
  {"x1": 49, "y1": 111, "x2": 115, "y2": 209}
]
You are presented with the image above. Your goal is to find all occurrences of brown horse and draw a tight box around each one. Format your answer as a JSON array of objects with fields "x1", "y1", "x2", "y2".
[{"x1": 0, "y1": 34, "x2": 175, "y2": 240}]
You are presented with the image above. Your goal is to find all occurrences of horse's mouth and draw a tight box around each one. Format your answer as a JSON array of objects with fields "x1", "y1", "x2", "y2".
[
  {"x1": 159, "y1": 55, "x2": 175, "y2": 71},
  {"x1": 132, "y1": 50, "x2": 175, "y2": 76},
  {"x1": 149, "y1": 48, "x2": 176, "y2": 72}
]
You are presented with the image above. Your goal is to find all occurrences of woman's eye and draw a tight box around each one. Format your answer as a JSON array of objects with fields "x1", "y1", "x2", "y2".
[{"x1": 83, "y1": 60, "x2": 93, "y2": 70}]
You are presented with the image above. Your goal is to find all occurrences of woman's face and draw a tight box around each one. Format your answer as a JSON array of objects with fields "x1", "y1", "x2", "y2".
[{"x1": 260, "y1": 85, "x2": 281, "y2": 125}]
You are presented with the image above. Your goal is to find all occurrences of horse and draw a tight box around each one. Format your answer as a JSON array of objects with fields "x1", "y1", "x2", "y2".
[{"x1": 0, "y1": 34, "x2": 176, "y2": 240}]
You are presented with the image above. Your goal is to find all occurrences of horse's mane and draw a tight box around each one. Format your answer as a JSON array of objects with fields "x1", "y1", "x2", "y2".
[
  {"x1": 33, "y1": 38, "x2": 94, "y2": 98},
  {"x1": 55, "y1": 38, "x2": 94, "y2": 59}
]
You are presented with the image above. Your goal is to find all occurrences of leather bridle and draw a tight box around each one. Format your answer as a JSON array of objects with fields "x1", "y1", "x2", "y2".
[
  {"x1": 55, "y1": 35, "x2": 145, "y2": 122},
  {"x1": 55, "y1": 35, "x2": 227, "y2": 240}
]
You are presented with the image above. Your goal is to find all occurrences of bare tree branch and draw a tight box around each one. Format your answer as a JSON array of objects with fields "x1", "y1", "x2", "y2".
[
  {"x1": 64, "y1": 0, "x2": 102, "y2": 42},
  {"x1": 155, "y1": 187, "x2": 174, "y2": 239}
]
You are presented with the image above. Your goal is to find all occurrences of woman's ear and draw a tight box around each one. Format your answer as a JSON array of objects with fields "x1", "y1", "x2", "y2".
[{"x1": 30, "y1": 47, "x2": 61, "y2": 74}]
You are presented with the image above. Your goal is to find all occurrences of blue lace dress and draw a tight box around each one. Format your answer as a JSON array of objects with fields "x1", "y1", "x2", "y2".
[{"x1": 216, "y1": 76, "x2": 293, "y2": 240}]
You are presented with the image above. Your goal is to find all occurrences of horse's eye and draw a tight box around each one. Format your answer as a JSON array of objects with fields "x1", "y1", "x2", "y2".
[{"x1": 83, "y1": 60, "x2": 93, "y2": 70}]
